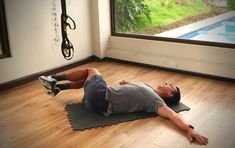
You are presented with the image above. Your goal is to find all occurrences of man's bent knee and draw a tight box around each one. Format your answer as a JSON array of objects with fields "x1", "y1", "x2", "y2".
[{"x1": 86, "y1": 68, "x2": 101, "y2": 80}]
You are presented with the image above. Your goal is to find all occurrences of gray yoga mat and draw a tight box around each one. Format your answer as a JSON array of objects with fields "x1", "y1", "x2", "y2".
[{"x1": 65, "y1": 102, "x2": 190, "y2": 131}]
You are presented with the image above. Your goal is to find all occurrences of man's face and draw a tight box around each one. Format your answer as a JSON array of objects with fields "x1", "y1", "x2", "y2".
[{"x1": 156, "y1": 83, "x2": 176, "y2": 98}]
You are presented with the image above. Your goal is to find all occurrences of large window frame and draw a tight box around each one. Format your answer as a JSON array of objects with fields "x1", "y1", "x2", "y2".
[
  {"x1": 0, "y1": 0, "x2": 11, "y2": 59},
  {"x1": 110, "y1": 0, "x2": 235, "y2": 49}
]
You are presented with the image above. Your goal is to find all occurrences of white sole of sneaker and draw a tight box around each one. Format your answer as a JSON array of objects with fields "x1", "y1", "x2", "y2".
[
  {"x1": 39, "y1": 77, "x2": 54, "y2": 89},
  {"x1": 41, "y1": 85, "x2": 55, "y2": 96}
]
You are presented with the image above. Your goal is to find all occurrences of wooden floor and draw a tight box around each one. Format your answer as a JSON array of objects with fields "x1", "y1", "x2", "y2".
[{"x1": 0, "y1": 61, "x2": 235, "y2": 148}]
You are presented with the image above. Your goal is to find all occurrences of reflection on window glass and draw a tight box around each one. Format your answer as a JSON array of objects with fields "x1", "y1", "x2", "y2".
[{"x1": 114, "y1": 0, "x2": 235, "y2": 44}]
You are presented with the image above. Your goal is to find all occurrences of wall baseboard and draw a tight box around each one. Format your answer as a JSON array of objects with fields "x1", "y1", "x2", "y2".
[
  {"x1": 0, "y1": 55, "x2": 234, "y2": 92},
  {"x1": 0, "y1": 55, "x2": 98, "y2": 92}
]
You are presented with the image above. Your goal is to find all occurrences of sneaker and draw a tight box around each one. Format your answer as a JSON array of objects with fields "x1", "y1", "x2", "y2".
[
  {"x1": 43, "y1": 85, "x2": 60, "y2": 97},
  {"x1": 50, "y1": 86, "x2": 60, "y2": 96},
  {"x1": 41, "y1": 84, "x2": 51, "y2": 95},
  {"x1": 39, "y1": 76, "x2": 57, "y2": 89}
]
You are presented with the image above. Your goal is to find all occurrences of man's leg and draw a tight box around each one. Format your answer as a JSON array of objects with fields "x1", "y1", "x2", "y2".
[
  {"x1": 39, "y1": 68, "x2": 101, "y2": 96},
  {"x1": 48, "y1": 68, "x2": 89, "y2": 91},
  {"x1": 86, "y1": 68, "x2": 102, "y2": 81},
  {"x1": 57, "y1": 79, "x2": 86, "y2": 90},
  {"x1": 53, "y1": 68, "x2": 89, "y2": 82},
  {"x1": 39, "y1": 68, "x2": 88, "y2": 89},
  {"x1": 54, "y1": 68, "x2": 100, "y2": 89}
]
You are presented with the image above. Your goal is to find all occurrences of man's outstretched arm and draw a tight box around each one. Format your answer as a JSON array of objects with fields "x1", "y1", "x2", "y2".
[{"x1": 157, "y1": 105, "x2": 208, "y2": 145}]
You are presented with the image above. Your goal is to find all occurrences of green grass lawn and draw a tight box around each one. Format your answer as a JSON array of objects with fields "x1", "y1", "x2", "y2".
[{"x1": 137, "y1": 0, "x2": 213, "y2": 31}]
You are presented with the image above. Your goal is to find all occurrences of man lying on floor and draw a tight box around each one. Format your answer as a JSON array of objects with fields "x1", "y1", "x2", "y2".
[{"x1": 39, "y1": 67, "x2": 208, "y2": 145}]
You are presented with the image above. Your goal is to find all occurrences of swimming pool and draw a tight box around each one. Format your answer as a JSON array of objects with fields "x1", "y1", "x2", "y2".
[{"x1": 182, "y1": 16, "x2": 235, "y2": 44}]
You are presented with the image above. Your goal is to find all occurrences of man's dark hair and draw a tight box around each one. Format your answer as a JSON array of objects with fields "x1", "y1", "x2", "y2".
[{"x1": 163, "y1": 87, "x2": 181, "y2": 106}]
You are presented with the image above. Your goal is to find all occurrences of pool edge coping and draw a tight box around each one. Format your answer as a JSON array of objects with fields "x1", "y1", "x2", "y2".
[{"x1": 155, "y1": 11, "x2": 235, "y2": 38}]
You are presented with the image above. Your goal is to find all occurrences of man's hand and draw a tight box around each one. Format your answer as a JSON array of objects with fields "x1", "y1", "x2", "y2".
[
  {"x1": 187, "y1": 128, "x2": 208, "y2": 145},
  {"x1": 158, "y1": 105, "x2": 208, "y2": 145},
  {"x1": 119, "y1": 80, "x2": 130, "y2": 85}
]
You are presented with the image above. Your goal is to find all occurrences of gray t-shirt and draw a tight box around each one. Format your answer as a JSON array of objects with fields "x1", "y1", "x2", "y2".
[{"x1": 104, "y1": 82, "x2": 166, "y2": 115}]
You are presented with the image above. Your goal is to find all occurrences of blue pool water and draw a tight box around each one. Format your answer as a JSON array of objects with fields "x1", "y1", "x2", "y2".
[{"x1": 182, "y1": 16, "x2": 235, "y2": 44}]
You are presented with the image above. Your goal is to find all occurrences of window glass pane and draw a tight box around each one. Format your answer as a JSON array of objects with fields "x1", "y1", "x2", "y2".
[{"x1": 113, "y1": 0, "x2": 235, "y2": 45}]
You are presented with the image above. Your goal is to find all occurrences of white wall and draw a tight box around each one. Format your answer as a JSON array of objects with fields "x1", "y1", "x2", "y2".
[
  {"x1": 0, "y1": 0, "x2": 93, "y2": 84},
  {"x1": 107, "y1": 36, "x2": 235, "y2": 79},
  {"x1": 0, "y1": 0, "x2": 234, "y2": 85},
  {"x1": 90, "y1": 0, "x2": 111, "y2": 59}
]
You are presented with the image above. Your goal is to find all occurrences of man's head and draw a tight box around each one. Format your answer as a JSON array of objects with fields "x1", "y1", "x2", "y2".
[{"x1": 155, "y1": 83, "x2": 181, "y2": 106}]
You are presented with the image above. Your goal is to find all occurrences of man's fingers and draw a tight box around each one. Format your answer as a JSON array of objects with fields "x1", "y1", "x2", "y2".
[
  {"x1": 203, "y1": 135, "x2": 209, "y2": 141},
  {"x1": 196, "y1": 135, "x2": 208, "y2": 145},
  {"x1": 187, "y1": 133, "x2": 193, "y2": 142},
  {"x1": 187, "y1": 130, "x2": 208, "y2": 145},
  {"x1": 196, "y1": 136, "x2": 204, "y2": 145},
  {"x1": 198, "y1": 134, "x2": 208, "y2": 145},
  {"x1": 201, "y1": 136, "x2": 209, "y2": 144}
]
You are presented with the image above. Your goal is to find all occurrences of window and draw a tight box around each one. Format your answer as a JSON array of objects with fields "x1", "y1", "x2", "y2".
[
  {"x1": 111, "y1": 0, "x2": 235, "y2": 48},
  {"x1": 0, "y1": 0, "x2": 10, "y2": 59}
]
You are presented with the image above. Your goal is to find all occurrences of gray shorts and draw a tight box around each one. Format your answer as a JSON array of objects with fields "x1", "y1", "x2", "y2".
[{"x1": 82, "y1": 75, "x2": 108, "y2": 113}]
